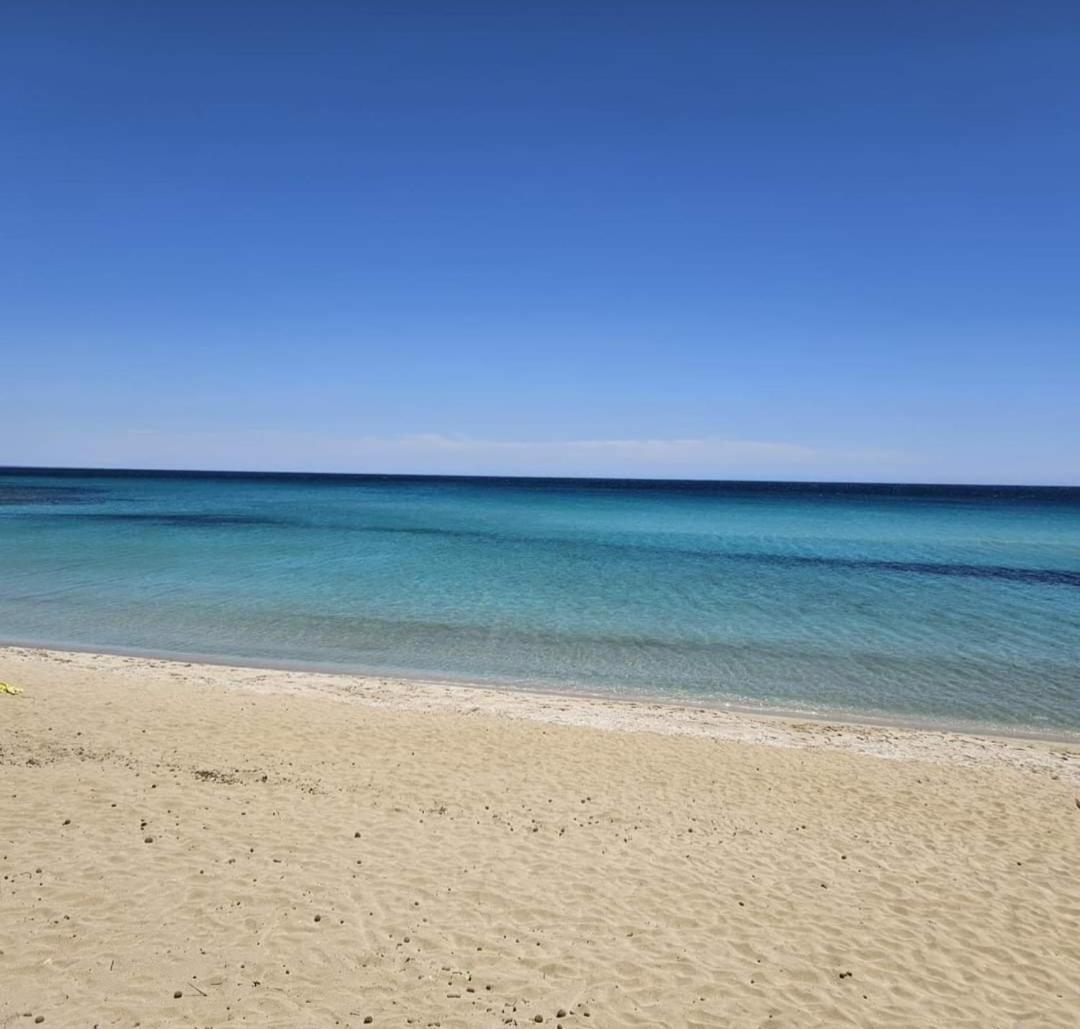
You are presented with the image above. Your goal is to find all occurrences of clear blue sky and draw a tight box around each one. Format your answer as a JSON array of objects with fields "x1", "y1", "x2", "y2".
[{"x1": 4, "y1": 2, "x2": 1078, "y2": 483}]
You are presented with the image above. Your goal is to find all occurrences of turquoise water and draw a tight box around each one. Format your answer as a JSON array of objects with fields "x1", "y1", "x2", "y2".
[{"x1": 2, "y1": 469, "x2": 1079, "y2": 734}]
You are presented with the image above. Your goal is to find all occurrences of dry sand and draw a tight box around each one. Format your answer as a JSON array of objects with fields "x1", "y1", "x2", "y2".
[{"x1": 1, "y1": 645, "x2": 1079, "y2": 1028}]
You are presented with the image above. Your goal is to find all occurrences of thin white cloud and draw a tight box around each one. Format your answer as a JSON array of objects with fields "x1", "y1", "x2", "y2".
[
  {"x1": 387, "y1": 433, "x2": 824, "y2": 464},
  {"x1": 80, "y1": 430, "x2": 911, "y2": 478}
]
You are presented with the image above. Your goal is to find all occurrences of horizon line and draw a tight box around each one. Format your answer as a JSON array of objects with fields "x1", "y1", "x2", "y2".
[{"x1": 2, "y1": 463, "x2": 1078, "y2": 492}]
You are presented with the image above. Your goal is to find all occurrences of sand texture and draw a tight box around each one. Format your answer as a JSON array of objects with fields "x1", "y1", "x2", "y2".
[{"x1": 2, "y1": 646, "x2": 1079, "y2": 1028}]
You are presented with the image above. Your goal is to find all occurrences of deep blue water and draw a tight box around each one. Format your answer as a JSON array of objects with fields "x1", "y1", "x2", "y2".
[{"x1": 2, "y1": 468, "x2": 1079, "y2": 734}]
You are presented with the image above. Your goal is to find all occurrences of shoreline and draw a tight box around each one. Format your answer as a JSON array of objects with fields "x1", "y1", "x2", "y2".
[
  {"x1": 3, "y1": 637, "x2": 1079, "y2": 746},
  {"x1": 4, "y1": 644, "x2": 1079, "y2": 782}
]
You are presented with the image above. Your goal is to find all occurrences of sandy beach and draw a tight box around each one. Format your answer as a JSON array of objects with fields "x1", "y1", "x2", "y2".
[{"x1": 2, "y1": 646, "x2": 1079, "y2": 1028}]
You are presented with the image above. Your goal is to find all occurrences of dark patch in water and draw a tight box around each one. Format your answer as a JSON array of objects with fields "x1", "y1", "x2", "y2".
[
  {"x1": 725, "y1": 552, "x2": 1080, "y2": 588},
  {"x1": 14, "y1": 508, "x2": 1080, "y2": 587},
  {"x1": 331, "y1": 522, "x2": 1080, "y2": 588},
  {"x1": 36, "y1": 512, "x2": 288, "y2": 528},
  {"x1": 0, "y1": 484, "x2": 107, "y2": 505},
  {"x1": 345, "y1": 523, "x2": 1080, "y2": 588},
  {"x1": 360, "y1": 524, "x2": 493, "y2": 541}
]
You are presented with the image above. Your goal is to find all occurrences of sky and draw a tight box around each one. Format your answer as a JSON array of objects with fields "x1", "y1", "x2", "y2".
[{"x1": 3, "y1": 2, "x2": 1079, "y2": 483}]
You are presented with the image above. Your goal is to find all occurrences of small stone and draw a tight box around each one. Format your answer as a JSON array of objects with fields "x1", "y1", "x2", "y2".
[
  {"x1": 144, "y1": 836, "x2": 154, "y2": 844},
  {"x1": 364, "y1": 1019, "x2": 373, "y2": 1025},
  {"x1": 314, "y1": 914, "x2": 322, "y2": 922},
  {"x1": 62, "y1": 819, "x2": 71, "y2": 826},
  {"x1": 173, "y1": 990, "x2": 182, "y2": 998},
  {"x1": 557, "y1": 1011, "x2": 567, "y2": 1019},
  {"x1": 35, "y1": 1018, "x2": 44, "y2": 1025},
  {"x1": 534, "y1": 1017, "x2": 543, "y2": 1024}
]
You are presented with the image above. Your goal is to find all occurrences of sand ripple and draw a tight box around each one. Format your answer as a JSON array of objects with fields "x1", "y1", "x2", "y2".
[{"x1": 2, "y1": 647, "x2": 1079, "y2": 1028}]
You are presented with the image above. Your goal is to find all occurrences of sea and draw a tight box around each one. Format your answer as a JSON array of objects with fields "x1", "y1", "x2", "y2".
[{"x1": 2, "y1": 468, "x2": 1078, "y2": 736}]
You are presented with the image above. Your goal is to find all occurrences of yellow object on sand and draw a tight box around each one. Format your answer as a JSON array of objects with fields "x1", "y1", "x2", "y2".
[{"x1": 0, "y1": 681, "x2": 23, "y2": 695}]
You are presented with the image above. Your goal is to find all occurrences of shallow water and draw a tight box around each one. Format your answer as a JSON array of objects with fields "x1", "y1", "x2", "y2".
[{"x1": 2, "y1": 469, "x2": 1078, "y2": 733}]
